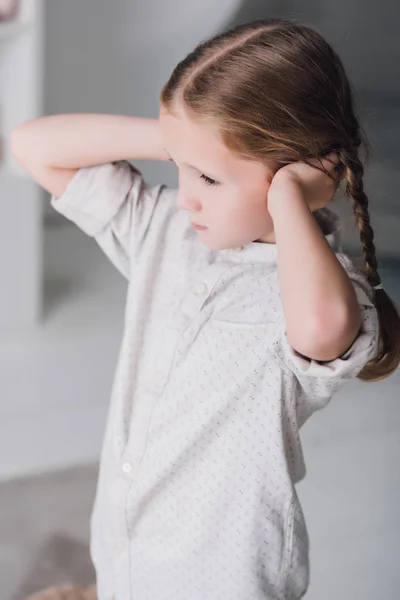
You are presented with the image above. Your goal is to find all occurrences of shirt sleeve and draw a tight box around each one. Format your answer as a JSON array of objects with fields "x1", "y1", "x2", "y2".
[
  {"x1": 271, "y1": 253, "x2": 380, "y2": 404},
  {"x1": 50, "y1": 160, "x2": 171, "y2": 280}
]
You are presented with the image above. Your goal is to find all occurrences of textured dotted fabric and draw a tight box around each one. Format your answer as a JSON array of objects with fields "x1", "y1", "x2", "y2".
[{"x1": 51, "y1": 160, "x2": 379, "y2": 600}]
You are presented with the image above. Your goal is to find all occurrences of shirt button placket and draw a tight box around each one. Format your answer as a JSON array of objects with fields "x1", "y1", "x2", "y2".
[
  {"x1": 154, "y1": 371, "x2": 166, "y2": 386},
  {"x1": 114, "y1": 539, "x2": 127, "y2": 553}
]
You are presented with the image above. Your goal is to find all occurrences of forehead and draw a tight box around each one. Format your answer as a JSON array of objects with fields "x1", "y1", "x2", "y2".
[{"x1": 159, "y1": 105, "x2": 239, "y2": 173}]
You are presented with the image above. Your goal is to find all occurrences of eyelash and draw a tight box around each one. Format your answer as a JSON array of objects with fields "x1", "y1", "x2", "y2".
[
  {"x1": 200, "y1": 174, "x2": 218, "y2": 186},
  {"x1": 168, "y1": 158, "x2": 218, "y2": 186}
]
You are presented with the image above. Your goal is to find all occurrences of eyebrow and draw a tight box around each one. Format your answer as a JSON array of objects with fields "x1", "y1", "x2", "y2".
[{"x1": 164, "y1": 149, "x2": 218, "y2": 179}]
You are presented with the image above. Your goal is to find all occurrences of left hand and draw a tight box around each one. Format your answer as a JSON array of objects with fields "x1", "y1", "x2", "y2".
[{"x1": 268, "y1": 152, "x2": 344, "y2": 214}]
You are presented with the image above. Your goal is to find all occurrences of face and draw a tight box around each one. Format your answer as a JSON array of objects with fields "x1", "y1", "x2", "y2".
[{"x1": 158, "y1": 104, "x2": 278, "y2": 250}]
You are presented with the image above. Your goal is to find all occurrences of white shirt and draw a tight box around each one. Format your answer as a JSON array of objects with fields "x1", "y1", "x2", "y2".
[{"x1": 51, "y1": 160, "x2": 379, "y2": 600}]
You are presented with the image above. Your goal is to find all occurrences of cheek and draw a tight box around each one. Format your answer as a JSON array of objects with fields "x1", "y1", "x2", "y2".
[
  {"x1": 242, "y1": 190, "x2": 274, "y2": 236},
  {"x1": 243, "y1": 188, "x2": 270, "y2": 222},
  {"x1": 209, "y1": 185, "x2": 271, "y2": 231}
]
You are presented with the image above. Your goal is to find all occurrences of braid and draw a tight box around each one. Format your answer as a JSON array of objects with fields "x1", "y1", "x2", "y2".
[
  {"x1": 339, "y1": 142, "x2": 400, "y2": 381},
  {"x1": 339, "y1": 147, "x2": 381, "y2": 289}
]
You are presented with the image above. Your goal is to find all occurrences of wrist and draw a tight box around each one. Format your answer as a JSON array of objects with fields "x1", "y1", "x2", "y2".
[
  {"x1": 268, "y1": 177, "x2": 308, "y2": 220},
  {"x1": 129, "y1": 117, "x2": 170, "y2": 162}
]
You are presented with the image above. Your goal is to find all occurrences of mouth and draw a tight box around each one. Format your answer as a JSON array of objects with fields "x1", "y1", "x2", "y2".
[{"x1": 191, "y1": 223, "x2": 208, "y2": 231}]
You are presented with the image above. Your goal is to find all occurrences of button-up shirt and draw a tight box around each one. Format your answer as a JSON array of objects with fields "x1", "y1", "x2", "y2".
[{"x1": 51, "y1": 160, "x2": 379, "y2": 600}]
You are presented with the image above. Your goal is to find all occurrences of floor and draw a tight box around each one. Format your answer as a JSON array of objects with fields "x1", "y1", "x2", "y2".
[
  {"x1": 1, "y1": 464, "x2": 98, "y2": 599},
  {"x1": 0, "y1": 160, "x2": 399, "y2": 598}
]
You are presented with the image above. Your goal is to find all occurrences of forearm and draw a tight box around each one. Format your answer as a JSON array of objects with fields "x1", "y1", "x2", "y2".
[
  {"x1": 11, "y1": 113, "x2": 169, "y2": 168},
  {"x1": 270, "y1": 184, "x2": 361, "y2": 360}
]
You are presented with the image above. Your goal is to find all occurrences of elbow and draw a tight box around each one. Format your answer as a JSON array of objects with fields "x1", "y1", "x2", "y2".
[
  {"x1": 10, "y1": 128, "x2": 21, "y2": 157},
  {"x1": 288, "y1": 304, "x2": 362, "y2": 362},
  {"x1": 11, "y1": 121, "x2": 39, "y2": 163},
  {"x1": 10, "y1": 126, "x2": 29, "y2": 164}
]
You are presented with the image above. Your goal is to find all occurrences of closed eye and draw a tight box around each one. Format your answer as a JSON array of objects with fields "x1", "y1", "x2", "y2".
[
  {"x1": 167, "y1": 156, "x2": 219, "y2": 186},
  {"x1": 200, "y1": 174, "x2": 218, "y2": 186}
]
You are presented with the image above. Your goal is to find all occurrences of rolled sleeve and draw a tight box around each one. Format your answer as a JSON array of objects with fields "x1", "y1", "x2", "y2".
[
  {"x1": 272, "y1": 262, "x2": 380, "y2": 403},
  {"x1": 50, "y1": 160, "x2": 167, "y2": 280}
]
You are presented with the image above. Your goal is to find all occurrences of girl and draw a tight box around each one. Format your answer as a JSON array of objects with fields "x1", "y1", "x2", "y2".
[{"x1": 12, "y1": 17, "x2": 400, "y2": 600}]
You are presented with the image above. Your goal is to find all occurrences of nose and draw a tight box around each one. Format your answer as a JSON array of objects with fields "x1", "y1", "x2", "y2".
[{"x1": 176, "y1": 189, "x2": 202, "y2": 212}]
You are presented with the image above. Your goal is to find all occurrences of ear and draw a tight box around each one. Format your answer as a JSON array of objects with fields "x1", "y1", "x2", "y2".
[{"x1": 266, "y1": 163, "x2": 280, "y2": 185}]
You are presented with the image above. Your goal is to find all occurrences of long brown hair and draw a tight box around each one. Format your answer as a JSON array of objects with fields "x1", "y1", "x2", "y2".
[{"x1": 160, "y1": 17, "x2": 400, "y2": 381}]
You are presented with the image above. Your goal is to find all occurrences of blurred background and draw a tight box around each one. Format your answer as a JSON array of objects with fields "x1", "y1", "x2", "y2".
[{"x1": 0, "y1": 0, "x2": 399, "y2": 598}]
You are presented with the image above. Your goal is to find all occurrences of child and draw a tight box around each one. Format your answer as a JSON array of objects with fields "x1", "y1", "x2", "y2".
[{"x1": 12, "y1": 17, "x2": 400, "y2": 600}]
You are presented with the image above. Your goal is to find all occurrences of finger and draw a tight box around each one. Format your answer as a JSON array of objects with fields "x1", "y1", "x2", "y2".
[
  {"x1": 321, "y1": 152, "x2": 341, "y2": 169},
  {"x1": 308, "y1": 152, "x2": 339, "y2": 171}
]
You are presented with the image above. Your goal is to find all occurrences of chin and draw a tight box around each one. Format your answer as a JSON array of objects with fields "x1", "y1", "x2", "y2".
[{"x1": 200, "y1": 238, "x2": 229, "y2": 251}]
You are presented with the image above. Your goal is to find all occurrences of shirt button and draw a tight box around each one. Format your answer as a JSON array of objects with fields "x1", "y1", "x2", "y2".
[
  {"x1": 114, "y1": 539, "x2": 127, "y2": 553},
  {"x1": 194, "y1": 282, "x2": 208, "y2": 295},
  {"x1": 234, "y1": 245, "x2": 246, "y2": 251},
  {"x1": 154, "y1": 371, "x2": 166, "y2": 385},
  {"x1": 122, "y1": 461, "x2": 132, "y2": 474}
]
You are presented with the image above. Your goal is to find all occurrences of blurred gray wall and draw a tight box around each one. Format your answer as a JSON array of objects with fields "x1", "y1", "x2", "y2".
[{"x1": 227, "y1": 0, "x2": 400, "y2": 94}]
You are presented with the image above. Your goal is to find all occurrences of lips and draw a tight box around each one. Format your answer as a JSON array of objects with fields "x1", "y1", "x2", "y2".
[{"x1": 191, "y1": 222, "x2": 208, "y2": 230}]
